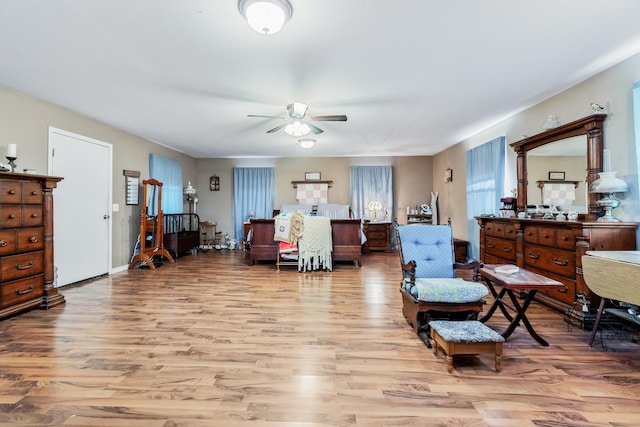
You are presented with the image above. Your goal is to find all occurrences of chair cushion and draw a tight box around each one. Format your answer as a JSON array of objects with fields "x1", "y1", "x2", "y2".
[
  {"x1": 398, "y1": 225, "x2": 455, "y2": 278},
  {"x1": 404, "y1": 278, "x2": 488, "y2": 303}
]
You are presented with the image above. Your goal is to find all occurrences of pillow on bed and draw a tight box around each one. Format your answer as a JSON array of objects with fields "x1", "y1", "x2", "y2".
[
  {"x1": 316, "y1": 204, "x2": 350, "y2": 219},
  {"x1": 280, "y1": 204, "x2": 313, "y2": 214}
]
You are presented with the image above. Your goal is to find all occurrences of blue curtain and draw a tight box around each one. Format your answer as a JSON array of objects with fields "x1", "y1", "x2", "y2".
[
  {"x1": 350, "y1": 166, "x2": 393, "y2": 221},
  {"x1": 149, "y1": 154, "x2": 183, "y2": 215},
  {"x1": 634, "y1": 81, "x2": 640, "y2": 243},
  {"x1": 233, "y1": 167, "x2": 275, "y2": 240},
  {"x1": 466, "y1": 137, "x2": 505, "y2": 259}
]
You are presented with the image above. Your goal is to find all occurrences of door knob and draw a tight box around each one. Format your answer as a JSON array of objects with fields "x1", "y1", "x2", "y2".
[{"x1": 103, "y1": 215, "x2": 110, "y2": 219}]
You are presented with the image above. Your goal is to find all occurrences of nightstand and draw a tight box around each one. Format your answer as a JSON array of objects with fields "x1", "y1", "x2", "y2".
[{"x1": 362, "y1": 221, "x2": 392, "y2": 252}]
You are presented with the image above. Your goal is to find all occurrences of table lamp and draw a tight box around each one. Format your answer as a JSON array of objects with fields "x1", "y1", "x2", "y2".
[{"x1": 589, "y1": 171, "x2": 629, "y2": 222}]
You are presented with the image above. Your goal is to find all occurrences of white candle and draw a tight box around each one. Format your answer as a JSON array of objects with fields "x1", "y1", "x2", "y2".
[{"x1": 6, "y1": 144, "x2": 16, "y2": 158}]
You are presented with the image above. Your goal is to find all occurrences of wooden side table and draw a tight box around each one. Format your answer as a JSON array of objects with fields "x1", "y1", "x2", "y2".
[
  {"x1": 480, "y1": 264, "x2": 565, "y2": 346},
  {"x1": 362, "y1": 221, "x2": 392, "y2": 252}
]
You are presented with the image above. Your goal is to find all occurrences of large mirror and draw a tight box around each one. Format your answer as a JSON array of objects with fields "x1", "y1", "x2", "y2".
[
  {"x1": 511, "y1": 114, "x2": 606, "y2": 220},
  {"x1": 526, "y1": 135, "x2": 587, "y2": 212}
]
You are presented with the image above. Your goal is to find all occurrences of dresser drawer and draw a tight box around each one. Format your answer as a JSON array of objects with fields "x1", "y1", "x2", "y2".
[
  {"x1": 0, "y1": 229, "x2": 16, "y2": 255},
  {"x1": 523, "y1": 226, "x2": 538, "y2": 244},
  {"x1": 523, "y1": 244, "x2": 575, "y2": 278},
  {"x1": 0, "y1": 251, "x2": 44, "y2": 282},
  {"x1": 1, "y1": 274, "x2": 44, "y2": 308},
  {"x1": 21, "y1": 205, "x2": 43, "y2": 227},
  {"x1": 17, "y1": 228, "x2": 44, "y2": 252},
  {"x1": 21, "y1": 182, "x2": 43, "y2": 204},
  {"x1": 366, "y1": 231, "x2": 387, "y2": 240},
  {"x1": 537, "y1": 227, "x2": 557, "y2": 247},
  {"x1": 0, "y1": 180, "x2": 22, "y2": 204},
  {"x1": 485, "y1": 236, "x2": 517, "y2": 261},
  {"x1": 556, "y1": 228, "x2": 576, "y2": 250},
  {"x1": 0, "y1": 206, "x2": 21, "y2": 228}
]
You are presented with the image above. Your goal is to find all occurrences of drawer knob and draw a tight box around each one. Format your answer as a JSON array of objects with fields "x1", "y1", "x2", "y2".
[
  {"x1": 502, "y1": 247, "x2": 512, "y2": 253},
  {"x1": 487, "y1": 243, "x2": 495, "y2": 248},
  {"x1": 31, "y1": 191, "x2": 38, "y2": 195},
  {"x1": 31, "y1": 213, "x2": 38, "y2": 218},
  {"x1": 553, "y1": 257, "x2": 569, "y2": 266},
  {"x1": 0, "y1": 240, "x2": 5, "y2": 247},
  {"x1": 8, "y1": 190, "x2": 15, "y2": 195},
  {"x1": 29, "y1": 236, "x2": 38, "y2": 243},
  {"x1": 527, "y1": 252, "x2": 540, "y2": 259},
  {"x1": 15, "y1": 261, "x2": 34, "y2": 271},
  {"x1": 8, "y1": 214, "x2": 15, "y2": 219},
  {"x1": 15, "y1": 285, "x2": 34, "y2": 295}
]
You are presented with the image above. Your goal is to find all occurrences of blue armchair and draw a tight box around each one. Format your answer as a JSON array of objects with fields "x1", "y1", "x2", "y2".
[{"x1": 396, "y1": 223, "x2": 488, "y2": 342}]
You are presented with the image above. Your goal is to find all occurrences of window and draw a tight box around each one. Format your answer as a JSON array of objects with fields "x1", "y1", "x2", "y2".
[
  {"x1": 350, "y1": 166, "x2": 393, "y2": 221},
  {"x1": 233, "y1": 167, "x2": 275, "y2": 240},
  {"x1": 149, "y1": 154, "x2": 183, "y2": 215},
  {"x1": 466, "y1": 137, "x2": 506, "y2": 259}
]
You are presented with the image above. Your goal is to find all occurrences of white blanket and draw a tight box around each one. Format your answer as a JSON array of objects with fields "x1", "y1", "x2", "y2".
[{"x1": 298, "y1": 215, "x2": 332, "y2": 271}]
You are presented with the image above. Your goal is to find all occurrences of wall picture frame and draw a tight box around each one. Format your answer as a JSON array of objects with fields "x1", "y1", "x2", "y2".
[
  {"x1": 548, "y1": 171, "x2": 565, "y2": 180},
  {"x1": 210, "y1": 175, "x2": 220, "y2": 191},
  {"x1": 305, "y1": 172, "x2": 321, "y2": 180},
  {"x1": 123, "y1": 169, "x2": 140, "y2": 205}
]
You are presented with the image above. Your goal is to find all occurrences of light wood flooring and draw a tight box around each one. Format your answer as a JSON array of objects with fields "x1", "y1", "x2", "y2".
[{"x1": 1, "y1": 250, "x2": 640, "y2": 426}]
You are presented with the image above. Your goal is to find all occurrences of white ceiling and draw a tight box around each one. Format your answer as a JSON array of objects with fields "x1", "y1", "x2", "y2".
[{"x1": 1, "y1": 1, "x2": 640, "y2": 159}]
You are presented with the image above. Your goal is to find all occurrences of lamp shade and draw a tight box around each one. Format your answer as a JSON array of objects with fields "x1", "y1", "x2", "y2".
[
  {"x1": 298, "y1": 139, "x2": 315, "y2": 149},
  {"x1": 238, "y1": 0, "x2": 293, "y2": 35},
  {"x1": 589, "y1": 171, "x2": 629, "y2": 194},
  {"x1": 284, "y1": 121, "x2": 311, "y2": 137},
  {"x1": 184, "y1": 181, "x2": 196, "y2": 196}
]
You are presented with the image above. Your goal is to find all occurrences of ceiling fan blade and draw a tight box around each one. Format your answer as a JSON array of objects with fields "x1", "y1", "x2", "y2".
[
  {"x1": 266, "y1": 124, "x2": 287, "y2": 133},
  {"x1": 248, "y1": 114, "x2": 286, "y2": 119},
  {"x1": 311, "y1": 115, "x2": 348, "y2": 122},
  {"x1": 308, "y1": 123, "x2": 324, "y2": 135}
]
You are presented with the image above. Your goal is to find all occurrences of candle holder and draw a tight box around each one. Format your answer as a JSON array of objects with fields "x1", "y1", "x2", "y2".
[{"x1": 6, "y1": 156, "x2": 16, "y2": 172}]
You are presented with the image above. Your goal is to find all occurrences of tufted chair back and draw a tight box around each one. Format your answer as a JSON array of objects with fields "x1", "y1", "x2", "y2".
[{"x1": 397, "y1": 224, "x2": 455, "y2": 279}]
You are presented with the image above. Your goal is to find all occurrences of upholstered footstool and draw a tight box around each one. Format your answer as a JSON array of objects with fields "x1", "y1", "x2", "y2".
[{"x1": 429, "y1": 320, "x2": 504, "y2": 373}]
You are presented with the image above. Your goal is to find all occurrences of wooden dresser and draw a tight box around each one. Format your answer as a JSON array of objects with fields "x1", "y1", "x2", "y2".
[
  {"x1": 476, "y1": 217, "x2": 637, "y2": 322},
  {"x1": 362, "y1": 221, "x2": 392, "y2": 252},
  {"x1": 0, "y1": 173, "x2": 64, "y2": 319}
]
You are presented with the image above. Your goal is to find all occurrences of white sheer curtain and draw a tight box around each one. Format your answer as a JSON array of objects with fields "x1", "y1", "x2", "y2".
[
  {"x1": 149, "y1": 153, "x2": 183, "y2": 215},
  {"x1": 233, "y1": 167, "x2": 275, "y2": 240},
  {"x1": 466, "y1": 137, "x2": 505, "y2": 259},
  {"x1": 350, "y1": 166, "x2": 393, "y2": 221}
]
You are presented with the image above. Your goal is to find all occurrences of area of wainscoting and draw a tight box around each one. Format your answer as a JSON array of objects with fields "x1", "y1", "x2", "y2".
[{"x1": 1, "y1": 250, "x2": 639, "y2": 427}]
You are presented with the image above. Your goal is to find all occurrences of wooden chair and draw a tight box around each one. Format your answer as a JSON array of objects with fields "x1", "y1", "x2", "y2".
[{"x1": 396, "y1": 222, "x2": 488, "y2": 345}]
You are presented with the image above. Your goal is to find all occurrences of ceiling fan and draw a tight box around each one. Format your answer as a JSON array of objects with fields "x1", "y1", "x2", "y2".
[{"x1": 248, "y1": 101, "x2": 347, "y2": 136}]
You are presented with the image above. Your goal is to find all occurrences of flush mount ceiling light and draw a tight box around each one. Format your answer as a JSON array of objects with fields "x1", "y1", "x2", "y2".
[
  {"x1": 238, "y1": 0, "x2": 293, "y2": 35},
  {"x1": 284, "y1": 120, "x2": 311, "y2": 137},
  {"x1": 298, "y1": 138, "x2": 316, "y2": 149}
]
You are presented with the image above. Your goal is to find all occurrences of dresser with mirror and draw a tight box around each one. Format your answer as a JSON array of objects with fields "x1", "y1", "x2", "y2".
[{"x1": 476, "y1": 114, "x2": 637, "y2": 325}]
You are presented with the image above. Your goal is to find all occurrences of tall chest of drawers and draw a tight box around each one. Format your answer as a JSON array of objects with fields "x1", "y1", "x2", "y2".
[
  {"x1": 0, "y1": 173, "x2": 64, "y2": 319},
  {"x1": 477, "y1": 217, "x2": 637, "y2": 322}
]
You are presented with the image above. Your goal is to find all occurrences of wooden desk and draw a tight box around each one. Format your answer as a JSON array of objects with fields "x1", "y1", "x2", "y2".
[{"x1": 480, "y1": 264, "x2": 564, "y2": 346}]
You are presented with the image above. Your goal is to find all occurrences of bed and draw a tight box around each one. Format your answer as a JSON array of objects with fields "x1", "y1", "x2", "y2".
[
  {"x1": 248, "y1": 204, "x2": 362, "y2": 268},
  {"x1": 163, "y1": 213, "x2": 200, "y2": 258}
]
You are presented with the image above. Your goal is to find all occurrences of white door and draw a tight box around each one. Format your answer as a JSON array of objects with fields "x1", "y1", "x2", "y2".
[{"x1": 48, "y1": 127, "x2": 112, "y2": 287}]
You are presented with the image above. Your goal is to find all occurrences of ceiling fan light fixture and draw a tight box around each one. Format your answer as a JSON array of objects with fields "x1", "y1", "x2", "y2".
[
  {"x1": 298, "y1": 139, "x2": 316, "y2": 149},
  {"x1": 283, "y1": 120, "x2": 311, "y2": 136},
  {"x1": 238, "y1": 0, "x2": 293, "y2": 35}
]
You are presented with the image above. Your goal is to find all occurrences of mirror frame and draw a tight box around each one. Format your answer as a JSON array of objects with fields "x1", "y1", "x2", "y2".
[{"x1": 510, "y1": 114, "x2": 606, "y2": 221}]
